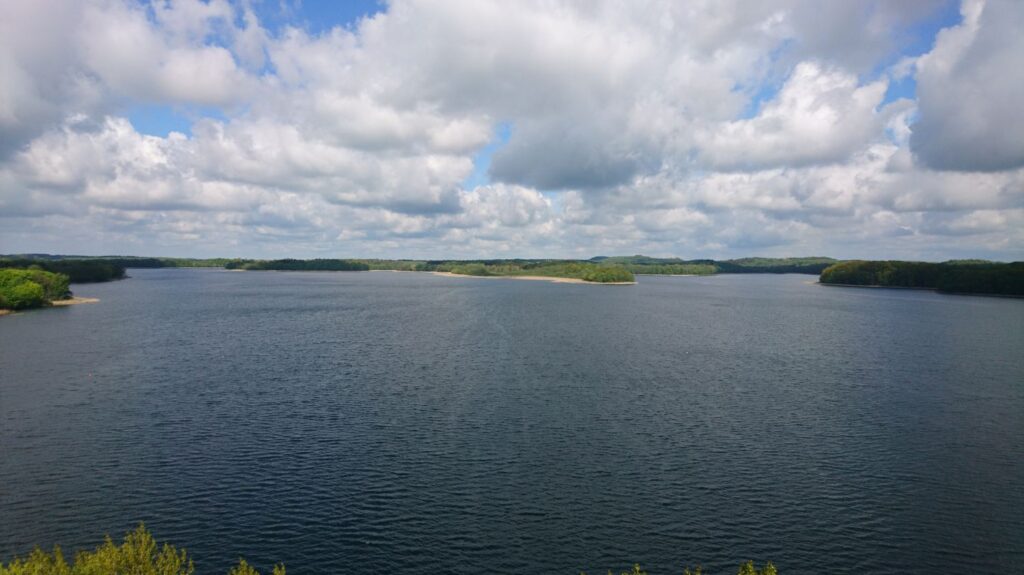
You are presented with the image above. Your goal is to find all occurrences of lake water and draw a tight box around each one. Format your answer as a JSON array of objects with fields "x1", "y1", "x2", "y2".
[{"x1": 1, "y1": 269, "x2": 1022, "y2": 574}]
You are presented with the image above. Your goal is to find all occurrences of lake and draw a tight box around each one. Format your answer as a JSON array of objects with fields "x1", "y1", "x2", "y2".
[{"x1": 1, "y1": 269, "x2": 1022, "y2": 574}]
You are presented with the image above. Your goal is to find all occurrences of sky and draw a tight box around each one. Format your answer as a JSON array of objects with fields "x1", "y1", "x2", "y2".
[{"x1": 1, "y1": 0, "x2": 1022, "y2": 260}]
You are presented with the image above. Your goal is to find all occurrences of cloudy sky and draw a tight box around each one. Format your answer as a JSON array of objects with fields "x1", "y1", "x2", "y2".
[{"x1": 1, "y1": 0, "x2": 1022, "y2": 260}]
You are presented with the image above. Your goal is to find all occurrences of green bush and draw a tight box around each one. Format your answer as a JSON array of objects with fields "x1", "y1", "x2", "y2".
[{"x1": 0, "y1": 525, "x2": 283, "y2": 575}]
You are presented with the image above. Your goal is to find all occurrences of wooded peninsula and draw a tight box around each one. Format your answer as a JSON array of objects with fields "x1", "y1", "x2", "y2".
[{"x1": 818, "y1": 260, "x2": 1024, "y2": 296}]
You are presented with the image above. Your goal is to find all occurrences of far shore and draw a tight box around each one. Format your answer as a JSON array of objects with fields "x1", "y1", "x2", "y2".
[
  {"x1": 213, "y1": 267, "x2": 635, "y2": 284},
  {"x1": 430, "y1": 271, "x2": 636, "y2": 285}
]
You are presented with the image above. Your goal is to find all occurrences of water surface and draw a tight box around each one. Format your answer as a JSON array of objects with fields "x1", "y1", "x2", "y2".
[{"x1": 1, "y1": 270, "x2": 1022, "y2": 573}]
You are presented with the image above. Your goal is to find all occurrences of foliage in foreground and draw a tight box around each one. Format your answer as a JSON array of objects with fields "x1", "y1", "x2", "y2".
[
  {"x1": 0, "y1": 525, "x2": 283, "y2": 575},
  {"x1": 0, "y1": 268, "x2": 71, "y2": 310},
  {"x1": 0, "y1": 526, "x2": 778, "y2": 575}
]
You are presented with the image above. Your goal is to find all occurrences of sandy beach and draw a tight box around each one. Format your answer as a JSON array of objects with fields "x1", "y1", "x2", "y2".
[
  {"x1": 51, "y1": 296, "x2": 100, "y2": 306},
  {"x1": 429, "y1": 271, "x2": 635, "y2": 285}
]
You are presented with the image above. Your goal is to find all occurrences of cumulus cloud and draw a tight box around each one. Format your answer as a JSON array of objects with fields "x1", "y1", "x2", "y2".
[
  {"x1": 911, "y1": 0, "x2": 1024, "y2": 171},
  {"x1": 0, "y1": 0, "x2": 1022, "y2": 260},
  {"x1": 698, "y1": 62, "x2": 889, "y2": 171}
]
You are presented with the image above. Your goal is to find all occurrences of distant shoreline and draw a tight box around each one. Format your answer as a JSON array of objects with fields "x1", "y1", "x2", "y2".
[{"x1": 226, "y1": 267, "x2": 636, "y2": 284}]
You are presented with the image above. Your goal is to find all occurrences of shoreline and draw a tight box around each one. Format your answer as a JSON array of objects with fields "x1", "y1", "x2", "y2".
[
  {"x1": 0, "y1": 296, "x2": 99, "y2": 317},
  {"x1": 429, "y1": 271, "x2": 635, "y2": 285},
  {"x1": 817, "y1": 282, "x2": 1023, "y2": 299}
]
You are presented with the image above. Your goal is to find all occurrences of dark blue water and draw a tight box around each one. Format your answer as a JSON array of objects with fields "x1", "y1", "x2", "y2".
[{"x1": 1, "y1": 269, "x2": 1022, "y2": 574}]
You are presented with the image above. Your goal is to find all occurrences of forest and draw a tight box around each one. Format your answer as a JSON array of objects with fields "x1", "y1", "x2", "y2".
[{"x1": 819, "y1": 260, "x2": 1024, "y2": 296}]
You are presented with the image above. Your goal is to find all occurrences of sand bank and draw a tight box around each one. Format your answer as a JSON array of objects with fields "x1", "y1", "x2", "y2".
[
  {"x1": 429, "y1": 271, "x2": 635, "y2": 285},
  {"x1": 51, "y1": 296, "x2": 100, "y2": 306}
]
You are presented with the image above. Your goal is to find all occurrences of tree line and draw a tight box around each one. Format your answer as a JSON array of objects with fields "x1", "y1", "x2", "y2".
[
  {"x1": 1, "y1": 258, "x2": 126, "y2": 283},
  {"x1": 594, "y1": 256, "x2": 836, "y2": 275},
  {"x1": 428, "y1": 260, "x2": 636, "y2": 282},
  {"x1": 225, "y1": 259, "x2": 371, "y2": 271}
]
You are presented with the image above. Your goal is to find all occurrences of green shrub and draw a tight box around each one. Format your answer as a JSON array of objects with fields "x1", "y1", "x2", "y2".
[
  {"x1": 583, "y1": 561, "x2": 776, "y2": 575},
  {"x1": 0, "y1": 525, "x2": 283, "y2": 575}
]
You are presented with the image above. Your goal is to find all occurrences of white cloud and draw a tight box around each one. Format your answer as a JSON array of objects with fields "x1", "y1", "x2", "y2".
[
  {"x1": 910, "y1": 0, "x2": 1024, "y2": 171},
  {"x1": 1, "y1": 0, "x2": 1022, "y2": 260},
  {"x1": 698, "y1": 62, "x2": 889, "y2": 171}
]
